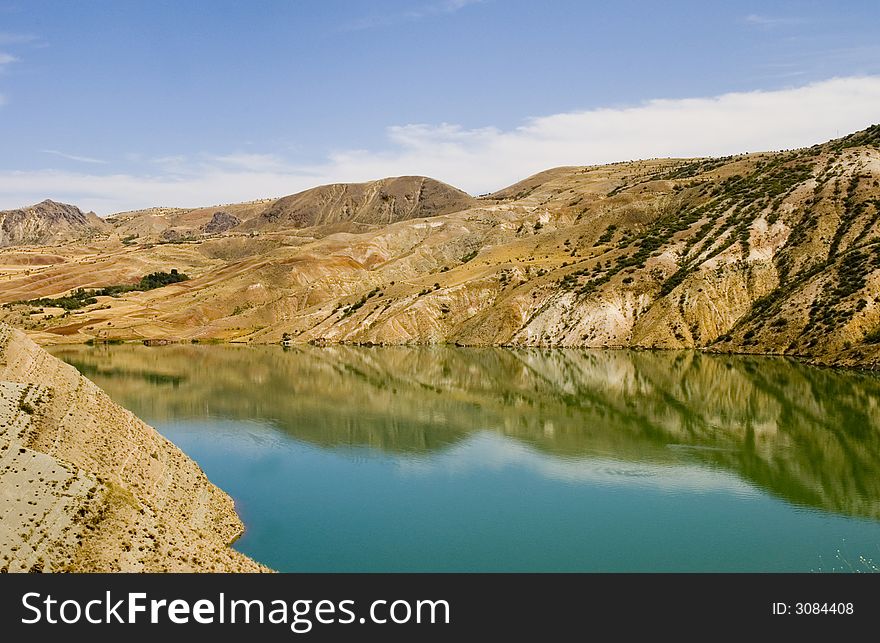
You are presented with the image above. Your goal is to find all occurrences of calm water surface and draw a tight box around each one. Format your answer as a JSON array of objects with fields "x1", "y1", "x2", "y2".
[{"x1": 50, "y1": 344, "x2": 880, "y2": 572}]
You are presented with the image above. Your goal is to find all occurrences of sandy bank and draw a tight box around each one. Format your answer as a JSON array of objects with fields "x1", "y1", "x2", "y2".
[{"x1": 0, "y1": 323, "x2": 269, "y2": 572}]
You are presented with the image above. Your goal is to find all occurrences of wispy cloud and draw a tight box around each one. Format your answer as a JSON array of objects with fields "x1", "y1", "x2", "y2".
[
  {"x1": 0, "y1": 31, "x2": 39, "y2": 45},
  {"x1": 0, "y1": 32, "x2": 44, "y2": 103},
  {"x1": 204, "y1": 153, "x2": 288, "y2": 173},
  {"x1": 3, "y1": 76, "x2": 880, "y2": 214},
  {"x1": 147, "y1": 153, "x2": 290, "y2": 174},
  {"x1": 344, "y1": 0, "x2": 484, "y2": 31},
  {"x1": 744, "y1": 14, "x2": 805, "y2": 28},
  {"x1": 415, "y1": 0, "x2": 484, "y2": 16},
  {"x1": 751, "y1": 44, "x2": 880, "y2": 82},
  {"x1": 42, "y1": 150, "x2": 108, "y2": 165},
  {"x1": 0, "y1": 53, "x2": 17, "y2": 105}
]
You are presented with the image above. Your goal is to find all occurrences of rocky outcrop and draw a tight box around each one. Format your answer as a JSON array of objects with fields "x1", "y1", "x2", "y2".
[
  {"x1": 0, "y1": 200, "x2": 110, "y2": 246},
  {"x1": 201, "y1": 210, "x2": 241, "y2": 234},
  {"x1": 0, "y1": 324, "x2": 267, "y2": 572}
]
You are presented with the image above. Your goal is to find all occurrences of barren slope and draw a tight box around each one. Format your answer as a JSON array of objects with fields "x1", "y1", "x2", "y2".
[
  {"x1": 3, "y1": 126, "x2": 880, "y2": 368},
  {"x1": 243, "y1": 175, "x2": 477, "y2": 231},
  {"x1": 106, "y1": 176, "x2": 476, "y2": 241},
  {"x1": 108, "y1": 199, "x2": 273, "y2": 242},
  {"x1": 0, "y1": 324, "x2": 267, "y2": 572}
]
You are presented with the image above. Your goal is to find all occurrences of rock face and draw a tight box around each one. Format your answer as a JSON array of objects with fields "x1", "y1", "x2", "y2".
[
  {"x1": 0, "y1": 324, "x2": 267, "y2": 572},
  {"x1": 201, "y1": 210, "x2": 241, "y2": 234},
  {"x1": 250, "y1": 176, "x2": 477, "y2": 230},
  {"x1": 0, "y1": 200, "x2": 110, "y2": 246}
]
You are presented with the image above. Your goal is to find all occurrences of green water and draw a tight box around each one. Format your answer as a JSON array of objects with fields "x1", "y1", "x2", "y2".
[{"x1": 50, "y1": 344, "x2": 880, "y2": 572}]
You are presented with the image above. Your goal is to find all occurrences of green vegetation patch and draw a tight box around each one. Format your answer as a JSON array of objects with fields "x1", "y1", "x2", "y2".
[{"x1": 13, "y1": 269, "x2": 189, "y2": 311}]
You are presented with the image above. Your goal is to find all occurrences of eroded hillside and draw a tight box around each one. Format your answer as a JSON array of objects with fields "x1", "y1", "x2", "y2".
[
  {"x1": 103, "y1": 175, "x2": 476, "y2": 242},
  {"x1": 0, "y1": 324, "x2": 267, "y2": 572},
  {"x1": 2, "y1": 126, "x2": 880, "y2": 368}
]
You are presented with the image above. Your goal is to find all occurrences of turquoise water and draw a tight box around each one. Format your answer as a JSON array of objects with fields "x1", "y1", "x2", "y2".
[{"x1": 51, "y1": 344, "x2": 880, "y2": 572}]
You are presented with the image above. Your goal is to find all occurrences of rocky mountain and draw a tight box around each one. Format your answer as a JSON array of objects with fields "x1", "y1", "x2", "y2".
[
  {"x1": 3, "y1": 125, "x2": 880, "y2": 369},
  {"x1": 0, "y1": 199, "x2": 110, "y2": 246}
]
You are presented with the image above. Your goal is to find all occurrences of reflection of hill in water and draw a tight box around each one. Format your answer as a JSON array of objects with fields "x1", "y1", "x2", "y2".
[{"x1": 51, "y1": 344, "x2": 880, "y2": 521}]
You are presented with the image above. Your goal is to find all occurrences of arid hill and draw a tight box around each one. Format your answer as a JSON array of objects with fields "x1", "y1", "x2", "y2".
[
  {"x1": 0, "y1": 324, "x2": 267, "y2": 571},
  {"x1": 104, "y1": 176, "x2": 476, "y2": 241},
  {"x1": 0, "y1": 200, "x2": 110, "y2": 247},
  {"x1": 243, "y1": 175, "x2": 477, "y2": 231},
  {"x1": 2, "y1": 126, "x2": 880, "y2": 368},
  {"x1": 107, "y1": 199, "x2": 273, "y2": 241}
]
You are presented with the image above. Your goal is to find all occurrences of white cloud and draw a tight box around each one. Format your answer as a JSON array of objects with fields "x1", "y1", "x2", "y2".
[
  {"x1": 312, "y1": 75, "x2": 880, "y2": 193},
  {"x1": 397, "y1": 432, "x2": 757, "y2": 495},
  {"x1": 1, "y1": 75, "x2": 879, "y2": 215},
  {"x1": 42, "y1": 149, "x2": 107, "y2": 164},
  {"x1": 0, "y1": 52, "x2": 17, "y2": 66},
  {"x1": 0, "y1": 168, "x2": 306, "y2": 215}
]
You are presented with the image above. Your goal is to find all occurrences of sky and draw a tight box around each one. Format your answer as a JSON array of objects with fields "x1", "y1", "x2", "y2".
[{"x1": 0, "y1": 0, "x2": 879, "y2": 214}]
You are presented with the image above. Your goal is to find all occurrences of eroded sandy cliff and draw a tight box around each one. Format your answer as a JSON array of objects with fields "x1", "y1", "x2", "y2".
[{"x1": 0, "y1": 323, "x2": 267, "y2": 572}]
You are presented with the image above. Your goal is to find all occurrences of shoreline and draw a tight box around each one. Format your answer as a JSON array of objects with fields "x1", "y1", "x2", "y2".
[
  {"x1": 38, "y1": 334, "x2": 879, "y2": 374},
  {"x1": 0, "y1": 323, "x2": 272, "y2": 572}
]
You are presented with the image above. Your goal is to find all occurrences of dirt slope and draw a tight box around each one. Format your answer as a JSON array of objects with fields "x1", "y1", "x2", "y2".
[{"x1": 0, "y1": 323, "x2": 267, "y2": 572}]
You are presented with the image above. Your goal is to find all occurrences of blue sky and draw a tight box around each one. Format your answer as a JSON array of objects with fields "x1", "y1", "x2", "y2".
[{"x1": 0, "y1": 0, "x2": 879, "y2": 213}]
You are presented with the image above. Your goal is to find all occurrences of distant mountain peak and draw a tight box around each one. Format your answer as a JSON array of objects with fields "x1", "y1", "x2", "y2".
[{"x1": 0, "y1": 199, "x2": 109, "y2": 247}]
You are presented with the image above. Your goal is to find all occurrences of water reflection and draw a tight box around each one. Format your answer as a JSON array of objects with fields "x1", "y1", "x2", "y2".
[{"x1": 51, "y1": 344, "x2": 880, "y2": 521}]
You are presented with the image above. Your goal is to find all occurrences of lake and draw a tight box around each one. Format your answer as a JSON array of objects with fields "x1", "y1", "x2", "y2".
[{"x1": 49, "y1": 343, "x2": 880, "y2": 572}]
